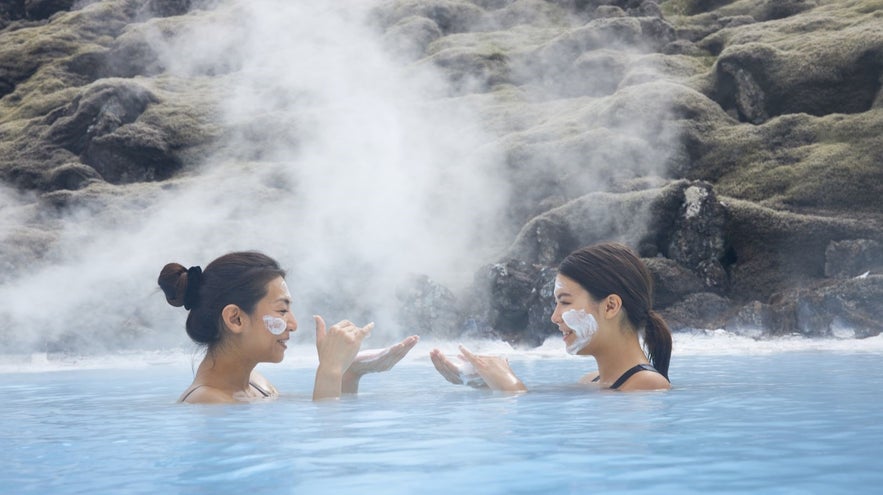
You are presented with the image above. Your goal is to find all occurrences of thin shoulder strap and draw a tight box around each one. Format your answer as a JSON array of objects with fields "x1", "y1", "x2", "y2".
[
  {"x1": 179, "y1": 384, "x2": 205, "y2": 402},
  {"x1": 609, "y1": 364, "x2": 657, "y2": 390},
  {"x1": 249, "y1": 381, "x2": 271, "y2": 398}
]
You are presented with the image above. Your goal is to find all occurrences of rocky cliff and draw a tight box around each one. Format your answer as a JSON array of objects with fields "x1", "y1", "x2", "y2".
[{"x1": 1, "y1": 0, "x2": 881, "y2": 351}]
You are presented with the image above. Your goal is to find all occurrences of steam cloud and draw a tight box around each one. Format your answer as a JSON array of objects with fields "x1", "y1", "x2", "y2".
[
  {"x1": 0, "y1": 0, "x2": 511, "y2": 353},
  {"x1": 0, "y1": 0, "x2": 681, "y2": 354}
]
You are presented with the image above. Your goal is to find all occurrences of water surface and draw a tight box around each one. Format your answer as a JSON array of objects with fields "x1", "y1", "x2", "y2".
[{"x1": 2, "y1": 342, "x2": 881, "y2": 494}]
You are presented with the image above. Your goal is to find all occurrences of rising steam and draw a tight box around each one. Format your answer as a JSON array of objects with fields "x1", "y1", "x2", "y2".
[{"x1": 0, "y1": 0, "x2": 510, "y2": 353}]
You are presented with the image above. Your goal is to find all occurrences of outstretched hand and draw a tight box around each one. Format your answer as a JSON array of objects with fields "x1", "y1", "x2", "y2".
[
  {"x1": 430, "y1": 346, "x2": 525, "y2": 391},
  {"x1": 347, "y1": 335, "x2": 420, "y2": 376},
  {"x1": 429, "y1": 348, "x2": 487, "y2": 388},
  {"x1": 456, "y1": 345, "x2": 526, "y2": 393}
]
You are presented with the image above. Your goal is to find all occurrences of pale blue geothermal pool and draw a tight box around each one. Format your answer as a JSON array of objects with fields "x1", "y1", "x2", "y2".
[{"x1": 2, "y1": 337, "x2": 882, "y2": 494}]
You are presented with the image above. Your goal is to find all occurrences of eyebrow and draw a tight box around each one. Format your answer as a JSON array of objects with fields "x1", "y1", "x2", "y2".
[
  {"x1": 555, "y1": 292, "x2": 572, "y2": 300},
  {"x1": 274, "y1": 297, "x2": 292, "y2": 305}
]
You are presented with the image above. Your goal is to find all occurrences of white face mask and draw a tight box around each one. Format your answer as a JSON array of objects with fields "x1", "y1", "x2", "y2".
[
  {"x1": 562, "y1": 309, "x2": 598, "y2": 354},
  {"x1": 262, "y1": 315, "x2": 287, "y2": 335}
]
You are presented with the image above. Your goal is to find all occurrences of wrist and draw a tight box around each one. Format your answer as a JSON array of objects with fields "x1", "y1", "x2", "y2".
[
  {"x1": 316, "y1": 362, "x2": 344, "y2": 379},
  {"x1": 313, "y1": 364, "x2": 344, "y2": 401}
]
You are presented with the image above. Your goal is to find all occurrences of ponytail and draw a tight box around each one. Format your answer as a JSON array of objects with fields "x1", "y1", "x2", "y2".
[{"x1": 644, "y1": 310, "x2": 672, "y2": 379}]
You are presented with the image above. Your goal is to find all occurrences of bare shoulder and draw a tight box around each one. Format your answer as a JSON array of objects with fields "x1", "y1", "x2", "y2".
[
  {"x1": 578, "y1": 371, "x2": 600, "y2": 385},
  {"x1": 178, "y1": 385, "x2": 236, "y2": 404},
  {"x1": 619, "y1": 371, "x2": 671, "y2": 391},
  {"x1": 249, "y1": 370, "x2": 279, "y2": 395}
]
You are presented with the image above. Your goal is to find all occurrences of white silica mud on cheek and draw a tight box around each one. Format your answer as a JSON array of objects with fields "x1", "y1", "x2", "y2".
[
  {"x1": 562, "y1": 309, "x2": 597, "y2": 354},
  {"x1": 263, "y1": 315, "x2": 287, "y2": 335}
]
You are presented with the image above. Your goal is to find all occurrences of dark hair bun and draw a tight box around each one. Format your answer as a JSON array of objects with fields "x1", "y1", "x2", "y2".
[{"x1": 157, "y1": 263, "x2": 188, "y2": 307}]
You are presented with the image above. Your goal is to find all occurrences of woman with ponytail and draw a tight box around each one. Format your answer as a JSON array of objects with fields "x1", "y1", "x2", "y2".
[
  {"x1": 158, "y1": 251, "x2": 418, "y2": 404},
  {"x1": 431, "y1": 242, "x2": 671, "y2": 392}
]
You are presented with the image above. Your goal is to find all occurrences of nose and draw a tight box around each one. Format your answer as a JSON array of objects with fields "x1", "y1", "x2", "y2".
[
  {"x1": 288, "y1": 313, "x2": 298, "y2": 332},
  {"x1": 550, "y1": 304, "x2": 562, "y2": 325}
]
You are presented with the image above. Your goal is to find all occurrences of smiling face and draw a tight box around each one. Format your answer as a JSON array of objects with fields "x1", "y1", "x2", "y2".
[
  {"x1": 551, "y1": 274, "x2": 599, "y2": 355},
  {"x1": 247, "y1": 276, "x2": 297, "y2": 363}
]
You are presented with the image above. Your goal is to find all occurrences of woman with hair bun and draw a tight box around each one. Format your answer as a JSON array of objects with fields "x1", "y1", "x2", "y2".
[
  {"x1": 158, "y1": 251, "x2": 418, "y2": 403},
  {"x1": 430, "y1": 242, "x2": 672, "y2": 392}
]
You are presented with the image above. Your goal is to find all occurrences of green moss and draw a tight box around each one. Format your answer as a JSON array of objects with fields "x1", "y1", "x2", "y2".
[
  {"x1": 427, "y1": 26, "x2": 564, "y2": 57},
  {"x1": 0, "y1": 67, "x2": 83, "y2": 123},
  {"x1": 659, "y1": 0, "x2": 745, "y2": 17},
  {"x1": 853, "y1": 0, "x2": 883, "y2": 14},
  {"x1": 715, "y1": 129, "x2": 883, "y2": 212}
]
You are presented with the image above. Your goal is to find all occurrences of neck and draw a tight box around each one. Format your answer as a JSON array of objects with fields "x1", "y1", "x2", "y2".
[
  {"x1": 195, "y1": 345, "x2": 258, "y2": 394},
  {"x1": 592, "y1": 326, "x2": 650, "y2": 387}
]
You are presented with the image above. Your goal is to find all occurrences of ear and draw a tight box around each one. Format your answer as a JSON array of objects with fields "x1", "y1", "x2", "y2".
[
  {"x1": 602, "y1": 294, "x2": 623, "y2": 320},
  {"x1": 221, "y1": 304, "x2": 247, "y2": 334}
]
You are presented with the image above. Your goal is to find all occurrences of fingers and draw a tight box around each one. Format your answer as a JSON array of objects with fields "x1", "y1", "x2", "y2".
[
  {"x1": 458, "y1": 344, "x2": 479, "y2": 364},
  {"x1": 358, "y1": 322, "x2": 374, "y2": 339},
  {"x1": 430, "y1": 348, "x2": 449, "y2": 369},
  {"x1": 384, "y1": 336, "x2": 418, "y2": 362},
  {"x1": 397, "y1": 335, "x2": 419, "y2": 352},
  {"x1": 330, "y1": 320, "x2": 372, "y2": 336},
  {"x1": 430, "y1": 348, "x2": 465, "y2": 385},
  {"x1": 314, "y1": 315, "x2": 326, "y2": 343}
]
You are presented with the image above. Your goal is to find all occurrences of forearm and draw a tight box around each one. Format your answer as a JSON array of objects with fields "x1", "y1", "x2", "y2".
[
  {"x1": 482, "y1": 372, "x2": 527, "y2": 393},
  {"x1": 312, "y1": 365, "x2": 343, "y2": 400},
  {"x1": 490, "y1": 380, "x2": 527, "y2": 393},
  {"x1": 341, "y1": 369, "x2": 361, "y2": 394}
]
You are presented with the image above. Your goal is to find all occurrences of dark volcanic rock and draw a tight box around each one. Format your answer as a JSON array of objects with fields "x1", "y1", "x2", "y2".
[
  {"x1": 710, "y1": 42, "x2": 882, "y2": 124},
  {"x1": 767, "y1": 276, "x2": 883, "y2": 338},
  {"x1": 644, "y1": 257, "x2": 706, "y2": 308},
  {"x1": 45, "y1": 80, "x2": 156, "y2": 154},
  {"x1": 825, "y1": 239, "x2": 883, "y2": 279},
  {"x1": 660, "y1": 181, "x2": 728, "y2": 290},
  {"x1": 43, "y1": 80, "x2": 180, "y2": 183},
  {"x1": 24, "y1": 0, "x2": 74, "y2": 20},
  {"x1": 468, "y1": 260, "x2": 558, "y2": 346},
  {"x1": 1, "y1": 0, "x2": 883, "y2": 348},
  {"x1": 45, "y1": 161, "x2": 101, "y2": 190},
  {"x1": 659, "y1": 292, "x2": 731, "y2": 331},
  {"x1": 395, "y1": 274, "x2": 461, "y2": 337},
  {"x1": 141, "y1": 0, "x2": 192, "y2": 18}
]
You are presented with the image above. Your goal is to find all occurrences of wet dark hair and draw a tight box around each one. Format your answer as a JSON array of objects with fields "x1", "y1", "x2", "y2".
[
  {"x1": 558, "y1": 242, "x2": 671, "y2": 379},
  {"x1": 157, "y1": 251, "x2": 286, "y2": 347}
]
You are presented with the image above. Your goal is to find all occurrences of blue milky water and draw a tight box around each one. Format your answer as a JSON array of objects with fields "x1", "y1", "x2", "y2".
[{"x1": 2, "y1": 351, "x2": 882, "y2": 494}]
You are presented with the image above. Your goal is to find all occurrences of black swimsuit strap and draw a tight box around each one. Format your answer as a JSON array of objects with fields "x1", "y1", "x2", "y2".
[
  {"x1": 591, "y1": 364, "x2": 664, "y2": 389},
  {"x1": 610, "y1": 363, "x2": 659, "y2": 390},
  {"x1": 249, "y1": 381, "x2": 271, "y2": 397},
  {"x1": 179, "y1": 384, "x2": 204, "y2": 402},
  {"x1": 180, "y1": 382, "x2": 270, "y2": 402}
]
